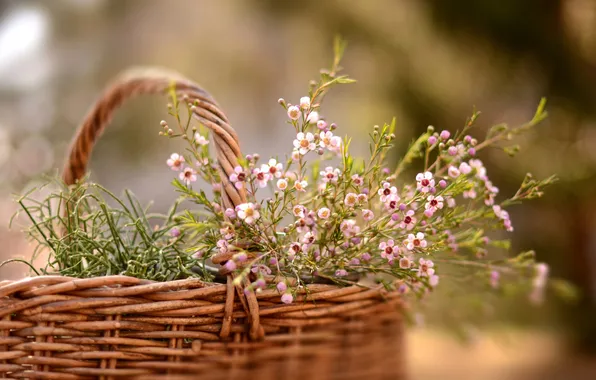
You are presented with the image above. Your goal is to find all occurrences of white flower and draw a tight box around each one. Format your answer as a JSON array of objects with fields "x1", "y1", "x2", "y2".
[
  {"x1": 294, "y1": 180, "x2": 308, "y2": 192},
  {"x1": 262, "y1": 158, "x2": 283, "y2": 178},
  {"x1": 252, "y1": 168, "x2": 271, "y2": 188},
  {"x1": 287, "y1": 105, "x2": 301, "y2": 120},
  {"x1": 317, "y1": 207, "x2": 331, "y2": 219},
  {"x1": 299, "y1": 96, "x2": 311, "y2": 110},
  {"x1": 277, "y1": 178, "x2": 288, "y2": 190},
  {"x1": 329, "y1": 136, "x2": 342, "y2": 154},
  {"x1": 378, "y1": 181, "x2": 398, "y2": 203},
  {"x1": 416, "y1": 171, "x2": 435, "y2": 193},
  {"x1": 344, "y1": 193, "x2": 358, "y2": 207},
  {"x1": 425, "y1": 195, "x2": 444, "y2": 211},
  {"x1": 194, "y1": 133, "x2": 209, "y2": 146},
  {"x1": 292, "y1": 205, "x2": 306, "y2": 218},
  {"x1": 429, "y1": 275, "x2": 439, "y2": 287},
  {"x1": 167, "y1": 153, "x2": 185, "y2": 171},
  {"x1": 446, "y1": 197, "x2": 456, "y2": 208},
  {"x1": 417, "y1": 258, "x2": 435, "y2": 277},
  {"x1": 291, "y1": 150, "x2": 301, "y2": 161},
  {"x1": 302, "y1": 231, "x2": 316, "y2": 245},
  {"x1": 320, "y1": 166, "x2": 340, "y2": 183},
  {"x1": 179, "y1": 167, "x2": 197, "y2": 184},
  {"x1": 448, "y1": 166, "x2": 461, "y2": 178},
  {"x1": 293, "y1": 132, "x2": 316, "y2": 155},
  {"x1": 351, "y1": 174, "x2": 363, "y2": 186},
  {"x1": 404, "y1": 232, "x2": 427, "y2": 251},
  {"x1": 306, "y1": 111, "x2": 319, "y2": 124},
  {"x1": 236, "y1": 203, "x2": 260, "y2": 224},
  {"x1": 319, "y1": 131, "x2": 335, "y2": 149}
]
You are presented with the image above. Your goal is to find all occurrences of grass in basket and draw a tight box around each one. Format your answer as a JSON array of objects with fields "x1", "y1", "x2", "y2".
[{"x1": 10, "y1": 177, "x2": 214, "y2": 282}]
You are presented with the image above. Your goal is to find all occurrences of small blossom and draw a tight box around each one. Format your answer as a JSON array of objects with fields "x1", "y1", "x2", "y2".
[
  {"x1": 378, "y1": 181, "x2": 399, "y2": 202},
  {"x1": 328, "y1": 136, "x2": 342, "y2": 154},
  {"x1": 448, "y1": 146, "x2": 458, "y2": 156},
  {"x1": 428, "y1": 135, "x2": 437, "y2": 145},
  {"x1": 425, "y1": 195, "x2": 444, "y2": 212},
  {"x1": 277, "y1": 178, "x2": 288, "y2": 190},
  {"x1": 169, "y1": 227, "x2": 181, "y2": 237},
  {"x1": 291, "y1": 150, "x2": 300, "y2": 161},
  {"x1": 439, "y1": 130, "x2": 450, "y2": 140},
  {"x1": 252, "y1": 168, "x2": 271, "y2": 188},
  {"x1": 340, "y1": 220, "x2": 360, "y2": 238},
  {"x1": 438, "y1": 179, "x2": 447, "y2": 188},
  {"x1": 468, "y1": 147, "x2": 476, "y2": 156},
  {"x1": 302, "y1": 231, "x2": 316, "y2": 245},
  {"x1": 306, "y1": 111, "x2": 319, "y2": 124},
  {"x1": 167, "y1": 153, "x2": 185, "y2": 171},
  {"x1": 224, "y1": 208, "x2": 236, "y2": 219},
  {"x1": 384, "y1": 194, "x2": 400, "y2": 211},
  {"x1": 351, "y1": 174, "x2": 363, "y2": 186},
  {"x1": 405, "y1": 232, "x2": 428, "y2": 251},
  {"x1": 317, "y1": 120, "x2": 328, "y2": 130},
  {"x1": 287, "y1": 105, "x2": 301, "y2": 120},
  {"x1": 217, "y1": 239, "x2": 229, "y2": 254},
  {"x1": 281, "y1": 293, "x2": 294, "y2": 304},
  {"x1": 490, "y1": 271, "x2": 500, "y2": 289},
  {"x1": 317, "y1": 207, "x2": 331, "y2": 219},
  {"x1": 262, "y1": 158, "x2": 283, "y2": 178},
  {"x1": 459, "y1": 162, "x2": 472, "y2": 175},
  {"x1": 398, "y1": 210, "x2": 417, "y2": 230},
  {"x1": 229, "y1": 166, "x2": 247, "y2": 189},
  {"x1": 180, "y1": 167, "x2": 197, "y2": 184},
  {"x1": 379, "y1": 239, "x2": 397, "y2": 259},
  {"x1": 399, "y1": 257, "x2": 412, "y2": 269},
  {"x1": 277, "y1": 282, "x2": 287, "y2": 293},
  {"x1": 194, "y1": 133, "x2": 209, "y2": 146},
  {"x1": 429, "y1": 275, "x2": 439, "y2": 287},
  {"x1": 448, "y1": 166, "x2": 460, "y2": 178},
  {"x1": 362, "y1": 209, "x2": 374, "y2": 221},
  {"x1": 319, "y1": 131, "x2": 336, "y2": 150},
  {"x1": 294, "y1": 180, "x2": 308, "y2": 192},
  {"x1": 293, "y1": 132, "x2": 316, "y2": 155},
  {"x1": 320, "y1": 166, "x2": 341, "y2": 183},
  {"x1": 236, "y1": 203, "x2": 260, "y2": 224},
  {"x1": 299, "y1": 96, "x2": 311, "y2": 110},
  {"x1": 292, "y1": 205, "x2": 306, "y2": 218},
  {"x1": 463, "y1": 188, "x2": 477, "y2": 199},
  {"x1": 446, "y1": 197, "x2": 456, "y2": 208},
  {"x1": 335, "y1": 269, "x2": 348, "y2": 277},
  {"x1": 417, "y1": 257, "x2": 435, "y2": 277},
  {"x1": 344, "y1": 193, "x2": 358, "y2": 207},
  {"x1": 224, "y1": 260, "x2": 237, "y2": 271},
  {"x1": 416, "y1": 172, "x2": 435, "y2": 193}
]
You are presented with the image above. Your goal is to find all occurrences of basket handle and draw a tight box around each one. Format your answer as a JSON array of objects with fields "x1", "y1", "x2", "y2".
[
  {"x1": 62, "y1": 67, "x2": 264, "y2": 340},
  {"x1": 62, "y1": 67, "x2": 246, "y2": 211}
]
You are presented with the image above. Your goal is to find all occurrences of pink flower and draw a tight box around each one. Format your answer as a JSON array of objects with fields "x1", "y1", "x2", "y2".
[
  {"x1": 317, "y1": 120, "x2": 328, "y2": 130},
  {"x1": 399, "y1": 257, "x2": 412, "y2": 269},
  {"x1": 448, "y1": 166, "x2": 460, "y2": 178},
  {"x1": 277, "y1": 179, "x2": 288, "y2": 190},
  {"x1": 262, "y1": 158, "x2": 283, "y2": 178},
  {"x1": 293, "y1": 132, "x2": 316, "y2": 155},
  {"x1": 224, "y1": 260, "x2": 236, "y2": 271},
  {"x1": 302, "y1": 231, "x2": 316, "y2": 245},
  {"x1": 167, "y1": 153, "x2": 185, "y2": 171},
  {"x1": 217, "y1": 239, "x2": 229, "y2": 254},
  {"x1": 417, "y1": 257, "x2": 435, "y2": 277},
  {"x1": 236, "y1": 203, "x2": 260, "y2": 224},
  {"x1": 425, "y1": 195, "x2": 444, "y2": 212},
  {"x1": 439, "y1": 130, "x2": 450, "y2": 140},
  {"x1": 378, "y1": 181, "x2": 399, "y2": 203},
  {"x1": 281, "y1": 293, "x2": 294, "y2": 304},
  {"x1": 398, "y1": 210, "x2": 417, "y2": 230},
  {"x1": 351, "y1": 174, "x2": 363, "y2": 186},
  {"x1": 490, "y1": 271, "x2": 500, "y2": 289},
  {"x1": 294, "y1": 179, "x2": 308, "y2": 192},
  {"x1": 340, "y1": 220, "x2": 360, "y2": 237},
  {"x1": 317, "y1": 207, "x2": 331, "y2": 219},
  {"x1": 429, "y1": 275, "x2": 439, "y2": 287},
  {"x1": 344, "y1": 193, "x2": 358, "y2": 207},
  {"x1": 319, "y1": 131, "x2": 336, "y2": 150},
  {"x1": 194, "y1": 133, "x2": 209, "y2": 146},
  {"x1": 362, "y1": 209, "x2": 374, "y2": 221},
  {"x1": 459, "y1": 162, "x2": 472, "y2": 175},
  {"x1": 287, "y1": 105, "x2": 301, "y2": 120},
  {"x1": 379, "y1": 239, "x2": 397, "y2": 259},
  {"x1": 384, "y1": 194, "x2": 400, "y2": 211},
  {"x1": 229, "y1": 166, "x2": 247, "y2": 189},
  {"x1": 404, "y1": 232, "x2": 428, "y2": 251},
  {"x1": 320, "y1": 166, "x2": 340, "y2": 183},
  {"x1": 292, "y1": 205, "x2": 306, "y2": 218},
  {"x1": 252, "y1": 168, "x2": 271, "y2": 188},
  {"x1": 277, "y1": 282, "x2": 287, "y2": 293},
  {"x1": 416, "y1": 172, "x2": 435, "y2": 193},
  {"x1": 335, "y1": 269, "x2": 348, "y2": 277},
  {"x1": 179, "y1": 167, "x2": 197, "y2": 184}
]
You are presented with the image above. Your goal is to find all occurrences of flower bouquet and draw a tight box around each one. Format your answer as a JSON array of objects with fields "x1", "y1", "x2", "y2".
[{"x1": 0, "y1": 40, "x2": 558, "y2": 379}]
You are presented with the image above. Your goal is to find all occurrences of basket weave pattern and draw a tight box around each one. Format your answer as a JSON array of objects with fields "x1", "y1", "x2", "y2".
[{"x1": 0, "y1": 69, "x2": 404, "y2": 379}]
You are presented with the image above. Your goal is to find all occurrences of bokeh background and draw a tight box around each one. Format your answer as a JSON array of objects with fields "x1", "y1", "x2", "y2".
[{"x1": 1, "y1": 0, "x2": 595, "y2": 378}]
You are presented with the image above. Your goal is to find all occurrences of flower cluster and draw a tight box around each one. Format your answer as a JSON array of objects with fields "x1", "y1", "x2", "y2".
[{"x1": 158, "y1": 43, "x2": 555, "y2": 308}]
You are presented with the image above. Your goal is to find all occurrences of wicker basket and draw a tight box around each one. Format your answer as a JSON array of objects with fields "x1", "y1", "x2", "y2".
[{"x1": 0, "y1": 69, "x2": 405, "y2": 380}]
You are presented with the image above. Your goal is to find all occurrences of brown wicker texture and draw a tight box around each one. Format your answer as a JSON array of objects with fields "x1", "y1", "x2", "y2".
[{"x1": 0, "y1": 69, "x2": 405, "y2": 379}]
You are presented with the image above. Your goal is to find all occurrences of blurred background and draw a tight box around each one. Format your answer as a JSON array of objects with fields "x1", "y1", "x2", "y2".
[{"x1": 1, "y1": 0, "x2": 595, "y2": 378}]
